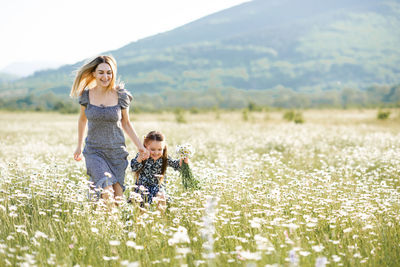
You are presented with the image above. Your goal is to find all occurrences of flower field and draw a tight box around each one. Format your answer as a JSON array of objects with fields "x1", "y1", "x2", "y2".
[{"x1": 0, "y1": 110, "x2": 399, "y2": 266}]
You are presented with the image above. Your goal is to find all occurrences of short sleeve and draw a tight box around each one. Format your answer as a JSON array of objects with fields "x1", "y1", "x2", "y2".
[
  {"x1": 118, "y1": 89, "x2": 133, "y2": 109},
  {"x1": 78, "y1": 90, "x2": 89, "y2": 107}
]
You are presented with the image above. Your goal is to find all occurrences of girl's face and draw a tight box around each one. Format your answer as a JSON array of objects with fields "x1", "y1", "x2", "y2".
[
  {"x1": 146, "y1": 140, "x2": 165, "y2": 161},
  {"x1": 93, "y1": 63, "x2": 112, "y2": 88}
]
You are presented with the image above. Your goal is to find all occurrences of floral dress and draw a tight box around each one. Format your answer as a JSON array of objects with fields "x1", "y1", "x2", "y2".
[{"x1": 131, "y1": 153, "x2": 181, "y2": 204}]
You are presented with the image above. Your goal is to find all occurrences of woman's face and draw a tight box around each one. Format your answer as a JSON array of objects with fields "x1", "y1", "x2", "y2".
[
  {"x1": 146, "y1": 140, "x2": 164, "y2": 161},
  {"x1": 93, "y1": 63, "x2": 112, "y2": 88}
]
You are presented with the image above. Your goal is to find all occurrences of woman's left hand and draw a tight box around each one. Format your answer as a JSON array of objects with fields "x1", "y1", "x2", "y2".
[
  {"x1": 139, "y1": 146, "x2": 150, "y2": 159},
  {"x1": 183, "y1": 158, "x2": 189, "y2": 164}
]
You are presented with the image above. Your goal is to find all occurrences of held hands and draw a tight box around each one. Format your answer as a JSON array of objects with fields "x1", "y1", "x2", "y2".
[
  {"x1": 137, "y1": 146, "x2": 150, "y2": 162},
  {"x1": 73, "y1": 147, "x2": 83, "y2": 161}
]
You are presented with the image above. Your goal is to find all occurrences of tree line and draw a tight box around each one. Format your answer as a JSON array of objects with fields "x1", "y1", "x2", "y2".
[{"x1": 0, "y1": 84, "x2": 399, "y2": 113}]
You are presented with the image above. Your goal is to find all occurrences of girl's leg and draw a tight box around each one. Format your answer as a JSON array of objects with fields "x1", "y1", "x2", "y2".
[
  {"x1": 154, "y1": 192, "x2": 167, "y2": 212},
  {"x1": 101, "y1": 185, "x2": 114, "y2": 200}
]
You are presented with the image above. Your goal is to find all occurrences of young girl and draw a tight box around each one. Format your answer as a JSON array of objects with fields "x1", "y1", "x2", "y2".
[{"x1": 131, "y1": 131, "x2": 189, "y2": 207}]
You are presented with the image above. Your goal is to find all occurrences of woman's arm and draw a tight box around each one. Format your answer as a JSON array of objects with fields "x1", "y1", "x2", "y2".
[
  {"x1": 121, "y1": 107, "x2": 148, "y2": 154},
  {"x1": 74, "y1": 105, "x2": 87, "y2": 161}
]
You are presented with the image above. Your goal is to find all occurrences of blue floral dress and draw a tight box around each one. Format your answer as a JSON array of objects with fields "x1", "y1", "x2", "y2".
[
  {"x1": 131, "y1": 153, "x2": 181, "y2": 204},
  {"x1": 78, "y1": 88, "x2": 132, "y2": 198}
]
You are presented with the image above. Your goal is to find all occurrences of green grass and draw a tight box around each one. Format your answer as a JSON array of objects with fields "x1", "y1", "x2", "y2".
[{"x1": 0, "y1": 110, "x2": 399, "y2": 266}]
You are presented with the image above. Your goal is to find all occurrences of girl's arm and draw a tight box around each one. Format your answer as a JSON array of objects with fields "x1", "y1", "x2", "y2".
[
  {"x1": 121, "y1": 108, "x2": 148, "y2": 155},
  {"x1": 74, "y1": 105, "x2": 87, "y2": 161},
  {"x1": 167, "y1": 157, "x2": 189, "y2": 171},
  {"x1": 131, "y1": 153, "x2": 144, "y2": 172}
]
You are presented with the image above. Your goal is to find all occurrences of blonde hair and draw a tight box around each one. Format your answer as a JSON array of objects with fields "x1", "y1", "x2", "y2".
[{"x1": 70, "y1": 55, "x2": 119, "y2": 97}]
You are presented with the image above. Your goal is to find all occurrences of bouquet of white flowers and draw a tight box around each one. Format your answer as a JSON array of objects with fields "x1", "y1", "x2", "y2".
[{"x1": 176, "y1": 144, "x2": 200, "y2": 190}]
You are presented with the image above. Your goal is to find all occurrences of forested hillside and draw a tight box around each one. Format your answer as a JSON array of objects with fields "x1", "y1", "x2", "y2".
[{"x1": 1, "y1": 0, "x2": 399, "y2": 110}]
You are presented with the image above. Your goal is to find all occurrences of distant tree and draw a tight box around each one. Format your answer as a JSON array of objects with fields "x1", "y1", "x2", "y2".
[
  {"x1": 242, "y1": 108, "x2": 249, "y2": 121},
  {"x1": 283, "y1": 110, "x2": 295, "y2": 121},
  {"x1": 174, "y1": 108, "x2": 187, "y2": 123},
  {"x1": 248, "y1": 101, "x2": 262, "y2": 111},
  {"x1": 377, "y1": 110, "x2": 390, "y2": 120}
]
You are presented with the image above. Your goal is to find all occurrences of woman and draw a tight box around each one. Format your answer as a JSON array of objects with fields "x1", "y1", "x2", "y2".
[{"x1": 71, "y1": 55, "x2": 148, "y2": 202}]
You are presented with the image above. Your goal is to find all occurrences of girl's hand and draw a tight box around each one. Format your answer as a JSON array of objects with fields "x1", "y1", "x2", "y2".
[
  {"x1": 139, "y1": 153, "x2": 149, "y2": 162},
  {"x1": 138, "y1": 150, "x2": 149, "y2": 162},
  {"x1": 139, "y1": 146, "x2": 150, "y2": 159},
  {"x1": 74, "y1": 147, "x2": 83, "y2": 161},
  {"x1": 179, "y1": 158, "x2": 189, "y2": 166}
]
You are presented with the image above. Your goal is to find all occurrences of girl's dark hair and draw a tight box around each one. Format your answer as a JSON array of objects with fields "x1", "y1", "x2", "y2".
[{"x1": 135, "y1": 131, "x2": 168, "y2": 183}]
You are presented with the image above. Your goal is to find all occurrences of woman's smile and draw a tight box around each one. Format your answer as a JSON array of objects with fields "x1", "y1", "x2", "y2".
[{"x1": 93, "y1": 63, "x2": 113, "y2": 88}]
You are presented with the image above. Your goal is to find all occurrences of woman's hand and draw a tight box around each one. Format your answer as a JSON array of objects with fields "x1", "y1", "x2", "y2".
[
  {"x1": 74, "y1": 147, "x2": 83, "y2": 161},
  {"x1": 138, "y1": 151, "x2": 149, "y2": 162},
  {"x1": 137, "y1": 146, "x2": 149, "y2": 162},
  {"x1": 139, "y1": 146, "x2": 150, "y2": 159}
]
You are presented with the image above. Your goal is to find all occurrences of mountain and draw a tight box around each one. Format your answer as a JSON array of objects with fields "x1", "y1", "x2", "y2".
[
  {"x1": 1, "y1": 0, "x2": 400, "y2": 109},
  {"x1": 0, "y1": 72, "x2": 20, "y2": 82},
  {"x1": 1, "y1": 61, "x2": 65, "y2": 77}
]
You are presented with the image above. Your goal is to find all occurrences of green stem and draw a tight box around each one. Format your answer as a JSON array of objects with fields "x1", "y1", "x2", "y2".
[{"x1": 180, "y1": 162, "x2": 200, "y2": 190}]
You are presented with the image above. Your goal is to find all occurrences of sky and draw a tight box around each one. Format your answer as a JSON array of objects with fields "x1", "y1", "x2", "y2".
[{"x1": 0, "y1": 0, "x2": 250, "y2": 73}]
